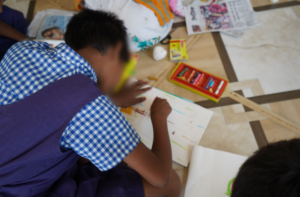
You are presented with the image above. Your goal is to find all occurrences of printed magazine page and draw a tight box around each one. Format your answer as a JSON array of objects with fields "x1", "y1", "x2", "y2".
[
  {"x1": 185, "y1": 0, "x2": 258, "y2": 35},
  {"x1": 36, "y1": 15, "x2": 72, "y2": 40}
]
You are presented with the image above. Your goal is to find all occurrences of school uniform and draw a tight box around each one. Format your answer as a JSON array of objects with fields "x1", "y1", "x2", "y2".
[
  {"x1": 0, "y1": 41, "x2": 144, "y2": 197},
  {"x1": 0, "y1": 5, "x2": 27, "y2": 60}
]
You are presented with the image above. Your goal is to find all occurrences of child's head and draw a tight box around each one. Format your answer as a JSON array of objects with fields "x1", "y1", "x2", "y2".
[
  {"x1": 65, "y1": 9, "x2": 129, "y2": 94},
  {"x1": 232, "y1": 139, "x2": 300, "y2": 197}
]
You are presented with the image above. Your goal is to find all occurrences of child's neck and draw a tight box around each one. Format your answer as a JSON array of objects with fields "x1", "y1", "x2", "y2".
[
  {"x1": 76, "y1": 47, "x2": 103, "y2": 78},
  {"x1": 76, "y1": 46, "x2": 104, "y2": 89}
]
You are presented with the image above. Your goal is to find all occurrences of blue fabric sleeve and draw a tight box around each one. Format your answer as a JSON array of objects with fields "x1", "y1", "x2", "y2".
[{"x1": 60, "y1": 95, "x2": 141, "y2": 171}]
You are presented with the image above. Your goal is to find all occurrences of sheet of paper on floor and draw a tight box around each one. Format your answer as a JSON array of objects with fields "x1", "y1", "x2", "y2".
[
  {"x1": 121, "y1": 87, "x2": 213, "y2": 167},
  {"x1": 185, "y1": 146, "x2": 248, "y2": 197}
]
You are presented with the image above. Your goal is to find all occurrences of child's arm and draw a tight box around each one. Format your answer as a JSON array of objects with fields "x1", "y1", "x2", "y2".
[
  {"x1": 0, "y1": 20, "x2": 28, "y2": 41},
  {"x1": 123, "y1": 98, "x2": 173, "y2": 188}
]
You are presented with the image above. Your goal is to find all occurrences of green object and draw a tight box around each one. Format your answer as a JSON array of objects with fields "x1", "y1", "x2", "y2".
[
  {"x1": 171, "y1": 140, "x2": 187, "y2": 151},
  {"x1": 164, "y1": 94, "x2": 176, "y2": 100},
  {"x1": 176, "y1": 157, "x2": 185, "y2": 165},
  {"x1": 115, "y1": 54, "x2": 138, "y2": 92},
  {"x1": 178, "y1": 68, "x2": 188, "y2": 77},
  {"x1": 186, "y1": 107, "x2": 195, "y2": 112},
  {"x1": 225, "y1": 178, "x2": 235, "y2": 195}
]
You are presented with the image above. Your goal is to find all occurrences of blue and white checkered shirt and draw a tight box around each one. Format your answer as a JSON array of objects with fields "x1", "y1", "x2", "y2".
[{"x1": 0, "y1": 41, "x2": 140, "y2": 171}]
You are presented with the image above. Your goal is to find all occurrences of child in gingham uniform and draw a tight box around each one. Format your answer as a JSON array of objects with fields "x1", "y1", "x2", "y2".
[
  {"x1": 0, "y1": 9, "x2": 181, "y2": 197},
  {"x1": 0, "y1": 41, "x2": 140, "y2": 171}
]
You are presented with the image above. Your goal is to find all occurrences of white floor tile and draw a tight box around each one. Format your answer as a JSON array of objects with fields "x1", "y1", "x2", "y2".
[{"x1": 221, "y1": 6, "x2": 300, "y2": 95}]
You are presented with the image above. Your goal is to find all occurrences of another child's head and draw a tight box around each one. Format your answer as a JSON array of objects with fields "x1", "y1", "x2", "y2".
[
  {"x1": 65, "y1": 9, "x2": 129, "y2": 94},
  {"x1": 232, "y1": 139, "x2": 300, "y2": 197}
]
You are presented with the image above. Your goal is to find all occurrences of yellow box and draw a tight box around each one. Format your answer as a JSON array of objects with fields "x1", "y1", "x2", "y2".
[{"x1": 170, "y1": 39, "x2": 189, "y2": 61}]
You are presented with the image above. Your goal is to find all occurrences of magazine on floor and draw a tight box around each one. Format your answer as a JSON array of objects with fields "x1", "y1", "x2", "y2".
[
  {"x1": 36, "y1": 15, "x2": 71, "y2": 40},
  {"x1": 184, "y1": 0, "x2": 259, "y2": 35},
  {"x1": 27, "y1": 9, "x2": 77, "y2": 47}
]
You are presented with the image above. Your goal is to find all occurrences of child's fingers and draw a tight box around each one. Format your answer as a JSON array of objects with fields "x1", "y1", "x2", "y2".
[
  {"x1": 130, "y1": 80, "x2": 143, "y2": 88},
  {"x1": 135, "y1": 81, "x2": 149, "y2": 90},
  {"x1": 133, "y1": 80, "x2": 143, "y2": 85},
  {"x1": 135, "y1": 87, "x2": 152, "y2": 96},
  {"x1": 131, "y1": 97, "x2": 146, "y2": 105},
  {"x1": 133, "y1": 80, "x2": 144, "y2": 85}
]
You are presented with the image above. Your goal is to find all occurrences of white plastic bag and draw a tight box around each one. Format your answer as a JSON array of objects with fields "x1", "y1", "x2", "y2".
[{"x1": 85, "y1": 0, "x2": 173, "y2": 52}]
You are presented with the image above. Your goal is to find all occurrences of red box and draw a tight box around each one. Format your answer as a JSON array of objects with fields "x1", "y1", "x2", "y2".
[{"x1": 169, "y1": 62, "x2": 228, "y2": 102}]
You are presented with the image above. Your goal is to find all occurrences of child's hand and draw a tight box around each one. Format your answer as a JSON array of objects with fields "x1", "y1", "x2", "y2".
[
  {"x1": 151, "y1": 98, "x2": 172, "y2": 120},
  {"x1": 110, "y1": 80, "x2": 151, "y2": 107}
]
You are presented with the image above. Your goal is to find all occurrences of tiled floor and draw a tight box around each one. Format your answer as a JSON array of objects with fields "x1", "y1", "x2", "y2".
[
  {"x1": 4, "y1": 0, "x2": 300, "y2": 196},
  {"x1": 221, "y1": 5, "x2": 300, "y2": 97},
  {"x1": 167, "y1": 3, "x2": 300, "y2": 196},
  {"x1": 261, "y1": 98, "x2": 300, "y2": 143}
]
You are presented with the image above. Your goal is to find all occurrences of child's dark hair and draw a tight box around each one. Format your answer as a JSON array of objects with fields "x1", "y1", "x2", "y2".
[
  {"x1": 65, "y1": 9, "x2": 129, "y2": 62},
  {"x1": 232, "y1": 139, "x2": 300, "y2": 197}
]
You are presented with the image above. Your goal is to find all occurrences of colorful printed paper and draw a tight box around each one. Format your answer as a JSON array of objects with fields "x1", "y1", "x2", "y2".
[
  {"x1": 37, "y1": 15, "x2": 71, "y2": 40},
  {"x1": 184, "y1": 0, "x2": 258, "y2": 35},
  {"x1": 170, "y1": 39, "x2": 189, "y2": 62}
]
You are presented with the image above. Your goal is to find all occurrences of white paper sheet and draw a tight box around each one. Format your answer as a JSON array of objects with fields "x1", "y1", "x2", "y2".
[
  {"x1": 121, "y1": 87, "x2": 213, "y2": 167},
  {"x1": 185, "y1": 146, "x2": 248, "y2": 197}
]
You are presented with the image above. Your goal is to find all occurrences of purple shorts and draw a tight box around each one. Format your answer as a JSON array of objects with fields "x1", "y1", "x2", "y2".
[{"x1": 49, "y1": 162, "x2": 145, "y2": 197}]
